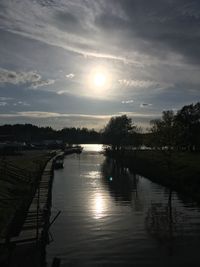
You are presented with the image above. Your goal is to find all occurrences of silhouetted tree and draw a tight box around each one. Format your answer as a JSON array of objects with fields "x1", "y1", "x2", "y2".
[
  {"x1": 0, "y1": 124, "x2": 101, "y2": 144},
  {"x1": 150, "y1": 110, "x2": 178, "y2": 171},
  {"x1": 102, "y1": 115, "x2": 135, "y2": 151},
  {"x1": 175, "y1": 102, "x2": 200, "y2": 151},
  {"x1": 150, "y1": 103, "x2": 200, "y2": 152},
  {"x1": 150, "y1": 110, "x2": 176, "y2": 151}
]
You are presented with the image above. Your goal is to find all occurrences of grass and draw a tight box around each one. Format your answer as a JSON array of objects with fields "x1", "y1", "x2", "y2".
[
  {"x1": 4, "y1": 150, "x2": 55, "y2": 171},
  {"x1": 0, "y1": 150, "x2": 55, "y2": 239},
  {"x1": 106, "y1": 149, "x2": 200, "y2": 201}
]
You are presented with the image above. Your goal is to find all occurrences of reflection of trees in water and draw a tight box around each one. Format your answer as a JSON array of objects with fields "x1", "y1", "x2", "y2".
[
  {"x1": 101, "y1": 158, "x2": 142, "y2": 208},
  {"x1": 145, "y1": 190, "x2": 186, "y2": 253}
]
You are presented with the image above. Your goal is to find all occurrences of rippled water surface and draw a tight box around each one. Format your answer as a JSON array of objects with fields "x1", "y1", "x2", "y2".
[{"x1": 47, "y1": 145, "x2": 200, "y2": 266}]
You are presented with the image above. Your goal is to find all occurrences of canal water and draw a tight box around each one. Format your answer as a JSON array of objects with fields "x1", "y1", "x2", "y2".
[{"x1": 47, "y1": 145, "x2": 200, "y2": 266}]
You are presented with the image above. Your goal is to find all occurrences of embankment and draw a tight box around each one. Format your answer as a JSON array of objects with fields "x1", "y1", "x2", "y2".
[
  {"x1": 0, "y1": 150, "x2": 57, "y2": 266},
  {"x1": 106, "y1": 150, "x2": 200, "y2": 201}
]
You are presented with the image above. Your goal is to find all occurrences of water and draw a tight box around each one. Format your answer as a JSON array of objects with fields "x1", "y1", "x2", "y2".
[{"x1": 47, "y1": 145, "x2": 200, "y2": 266}]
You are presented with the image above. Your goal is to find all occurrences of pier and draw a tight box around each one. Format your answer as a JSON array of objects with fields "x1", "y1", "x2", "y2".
[{"x1": 0, "y1": 153, "x2": 59, "y2": 267}]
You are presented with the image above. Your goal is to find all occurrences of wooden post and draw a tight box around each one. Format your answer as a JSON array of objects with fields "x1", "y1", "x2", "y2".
[{"x1": 36, "y1": 180, "x2": 40, "y2": 241}]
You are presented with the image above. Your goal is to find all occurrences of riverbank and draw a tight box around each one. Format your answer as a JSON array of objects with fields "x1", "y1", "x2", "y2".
[
  {"x1": 0, "y1": 151, "x2": 55, "y2": 240},
  {"x1": 105, "y1": 149, "x2": 200, "y2": 201},
  {"x1": 0, "y1": 150, "x2": 56, "y2": 266}
]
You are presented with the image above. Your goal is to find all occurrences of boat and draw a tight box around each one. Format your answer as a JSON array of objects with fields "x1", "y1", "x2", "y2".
[
  {"x1": 73, "y1": 145, "x2": 83, "y2": 154},
  {"x1": 54, "y1": 155, "x2": 64, "y2": 169},
  {"x1": 64, "y1": 145, "x2": 83, "y2": 155}
]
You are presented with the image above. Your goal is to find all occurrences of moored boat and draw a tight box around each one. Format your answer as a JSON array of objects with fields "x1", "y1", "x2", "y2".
[
  {"x1": 64, "y1": 145, "x2": 83, "y2": 155},
  {"x1": 54, "y1": 155, "x2": 64, "y2": 169}
]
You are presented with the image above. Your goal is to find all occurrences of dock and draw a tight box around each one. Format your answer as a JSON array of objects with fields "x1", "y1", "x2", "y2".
[
  {"x1": 0, "y1": 153, "x2": 59, "y2": 267},
  {"x1": 11, "y1": 159, "x2": 53, "y2": 244}
]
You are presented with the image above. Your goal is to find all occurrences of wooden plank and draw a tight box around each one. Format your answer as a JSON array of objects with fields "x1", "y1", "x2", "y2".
[{"x1": 8, "y1": 156, "x2": 55, "y2": 243}]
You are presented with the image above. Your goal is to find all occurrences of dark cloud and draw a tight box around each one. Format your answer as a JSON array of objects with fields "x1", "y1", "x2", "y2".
[
  {"x1": 140, "y1": 103, "x2": 152, "y2": 108},
  {"x1": 0, "y1": 68, "x2": 55, "y2": 89},
  {"x1": 97, "y1": 0, "x2": 200, "y2": 64},
  {"x1": 54, "y1": 11, "x2": 83, "y2": 33},
  {"x1": 149, "y1": 84, "x2": 200, "y2": 110},
  {"x1": 95, "y1": 14, "x2": 128, "y2": 31},
  {"x1": 37, "y1": 0, "x2": 59, "y2": 8}
]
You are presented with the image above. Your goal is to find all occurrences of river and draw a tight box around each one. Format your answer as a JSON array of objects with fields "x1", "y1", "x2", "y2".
[{"x1": 47, "y1": 144, "x2": 200, "y2": 266}]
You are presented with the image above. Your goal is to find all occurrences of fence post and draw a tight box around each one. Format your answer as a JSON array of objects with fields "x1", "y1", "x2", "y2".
[{"x1": 36, "y1": 180, "x2": 40, "y2": 242}]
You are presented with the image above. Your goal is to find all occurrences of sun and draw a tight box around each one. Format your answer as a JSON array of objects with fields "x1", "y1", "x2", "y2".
[
  {"x1": 93, "y1": 72, "x2": 106, "y2": 87},
  {"x1": 87, "y1": 65, "x2": 112, "y2": 98}
]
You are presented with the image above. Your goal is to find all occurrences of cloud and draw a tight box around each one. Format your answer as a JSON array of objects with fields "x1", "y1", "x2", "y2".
[
  {"x1": 0, "y1": 0, "x2": 200, "y2": 130},
  {"x1": 140, "y1": 103, "x2": 153, "y2": 108},
  {"x1": 0, "y1": 111, "x2": 112, "y2": 129},
  {"x1": 118, "y1": 79, "x2": 172, "y2": 89},
  {"x1": 0, "y1": 102, "x2": 7, "y2": 106},
  {"x1": 54, "y1": 10, "x2": 87, "y2": 35},
  {"x1": 122, "y1": 100, "x2": 134, "y2": 104},
  {"x1": 0, "y1": 96, "x2": 13, "y2": 101},
  {"x1": 31, "y1": 79, "x2": 55, "y2": 89},
  {"x1": 0, "y1": 110, "x2": 161, "y2": 130},
  {"x1": 0, "y1": 111, "x2": 111, "y2": 119},
  {"x1": 118, "y1": 111, "x2": 158, "y2": 118},
  {"x1": 0, "y1": 68, "x2": 55, "y2": 88},
  {"x1": 13, "y1": 101, "x2": 30, "y2": 106},
  {"x1": 65, "y1": 73, "x2": 75, "y2": 79},
  {"x1": 118, "y1": 79, "x2": 157, "y2": 88},
  {"x1": 0, "y1": 110, "x2": 159, "y2": 120},
  {"x1": 103, "y1": 0, "x2": 200, "y2": 65},
  {"x1": 1, "y1": 0, "x2": 200, "y2": 66},
  {"x1": 95, "y1": 13, "x2": 128, "y2": 31},
  {"x1": 57, "y1": 90, "x2": 68, "y2": 95},
  {"x1": 0, "y1": 68, "x2": 40, "y2": 84}
]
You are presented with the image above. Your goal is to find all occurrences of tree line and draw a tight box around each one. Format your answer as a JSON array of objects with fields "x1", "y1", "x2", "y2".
[
  {"x1": 103, "y1": 102, "x2": 200, "y2": 152},
  {"x1": 148, "y1": 102, "x2": 200, "y2": 152},
  {"x1": 0, "y1": 102, "x2": 199, "y2": 151},
  {"x1": 0, "y1": 124, "x2": 101, "y2": 144}
]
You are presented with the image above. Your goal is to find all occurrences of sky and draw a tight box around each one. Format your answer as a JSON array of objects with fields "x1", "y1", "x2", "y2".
[{"x1": 0, "y1": 0, "x2": 200, "y2": 130}]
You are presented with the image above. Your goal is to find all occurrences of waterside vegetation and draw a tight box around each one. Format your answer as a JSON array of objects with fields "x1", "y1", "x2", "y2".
[
  {"x1": 0, "y1": 125, "x2": 100, "y2": 145},
  {"x1": 102, "y1": 102, "x2": 200, "y2": 201}
]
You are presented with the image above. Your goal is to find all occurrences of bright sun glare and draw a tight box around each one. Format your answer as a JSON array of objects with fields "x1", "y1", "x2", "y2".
[
  {"x1": 94, "y1": 72, "x2": 106, "y2": 87},
  {"x1": 88, "y1": 66, "x2": 111, "y2": 96}
]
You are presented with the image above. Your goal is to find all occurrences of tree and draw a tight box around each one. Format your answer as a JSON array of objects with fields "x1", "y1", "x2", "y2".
[
  {"x1": 150, "y1": 102, "x2": 200, "y2": 152},
  {"x1": 175, "y1": 102, "x2": 200, "y2": 151},
  {"x1": 150, "y1": 110, "x2": 177, "y2": 150},
  {"x1": 103, "y1": 115, "x2": 135, "y2": 151},
  {"x1": 150, "y1": 110, "x2": 177, "y2": 170}
]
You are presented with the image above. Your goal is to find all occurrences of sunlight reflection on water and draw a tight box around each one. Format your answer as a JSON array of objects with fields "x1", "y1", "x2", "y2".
[
  {"x1": 93, "y1": 192, "x2": 106, "y2": 219},
  {"x1": 47, "y1": 145, "x2": 200, "y2": 267},
  {"x1": 81, "y1": 144, "x2": 103, "y2": 152}
]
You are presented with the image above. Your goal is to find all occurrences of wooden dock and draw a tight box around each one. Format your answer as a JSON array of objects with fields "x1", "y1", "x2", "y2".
[
  {"x1": 12, "y1": 164, "x2": 53, "y2": 244},
  {"x1": 0, "y1": 153, "x2": 61, "y2": 266}
]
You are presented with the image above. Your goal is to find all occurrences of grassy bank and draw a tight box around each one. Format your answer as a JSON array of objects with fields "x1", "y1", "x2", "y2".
[
  {"x1": 106, "y1": 149, "x2": 200, "y2": 201},
  {"x1": 0, "y1": 150, "x2": 55, "y2": 240}
]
